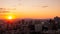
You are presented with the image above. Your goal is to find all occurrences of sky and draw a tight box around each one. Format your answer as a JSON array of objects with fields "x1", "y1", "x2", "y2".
[{"x1": 0, "y1": 0, "x2": 60, "y2": 19}]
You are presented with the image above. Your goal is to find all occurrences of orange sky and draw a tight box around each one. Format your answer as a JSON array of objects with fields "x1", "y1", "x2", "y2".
[{"x1": 0, "y1": 0, "x2": 60, "y2": 19}]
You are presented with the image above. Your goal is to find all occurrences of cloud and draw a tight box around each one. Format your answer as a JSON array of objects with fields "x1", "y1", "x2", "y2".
[
  {"x1": 0, "y1": 8, "x2": 10, "y2": 13},
  {"x1": 42, "y1": 6, "x2": 48, "y2": 8}
]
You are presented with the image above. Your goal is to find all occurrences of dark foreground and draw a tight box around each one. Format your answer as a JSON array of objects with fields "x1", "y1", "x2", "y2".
[{"x1": 0, "y1": 16, "x2": 60, "y2": 34}]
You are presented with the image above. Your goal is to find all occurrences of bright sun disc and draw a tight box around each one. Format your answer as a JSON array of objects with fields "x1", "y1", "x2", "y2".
[
  {"x1": 5, "y1": 15, "x2": 16, "y2": 20},
  {"x1": 8, "y1": 16, "x2": 12, "y2": 19}
]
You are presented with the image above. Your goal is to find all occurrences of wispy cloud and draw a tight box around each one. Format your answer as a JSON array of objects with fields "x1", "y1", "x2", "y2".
[
  {"x1": 42, "y1": 6, "x2": 48, "y2": 8},
  {"x1": 0, "y1": 8, "x2": 10, "y2": 13}
]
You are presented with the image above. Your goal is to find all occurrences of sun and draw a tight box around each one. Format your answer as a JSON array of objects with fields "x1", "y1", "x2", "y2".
[
  {"x1": 8, "y1": 16, "x2": 12, "y2": 19},
  {"x1": 5, "y1": 15, "x2": 16, "y2": 20},
  {"x1": 7, "y1": 15, "x2": 16, "y2": 20}
]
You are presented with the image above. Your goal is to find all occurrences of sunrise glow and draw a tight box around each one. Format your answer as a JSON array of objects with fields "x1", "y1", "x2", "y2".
[
  {"x1": 0, "y1": 0, "x2": 60, "y2": 19},
  {"x1": 4, "y1": 14, "x2": 16, "y2": 20}
]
